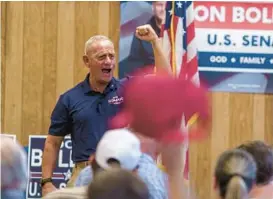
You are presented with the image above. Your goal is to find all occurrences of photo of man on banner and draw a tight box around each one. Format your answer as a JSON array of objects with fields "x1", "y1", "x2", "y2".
[{"x1": 119, "y1": 1, "x2": 166, "y2": 78}]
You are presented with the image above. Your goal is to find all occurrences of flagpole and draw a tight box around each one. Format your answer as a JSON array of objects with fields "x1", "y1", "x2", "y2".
[{"x1": 170, "y1": 0, "x2": 176, "y2": 76}]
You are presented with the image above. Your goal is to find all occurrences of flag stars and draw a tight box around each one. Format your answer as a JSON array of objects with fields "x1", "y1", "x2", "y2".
[
  {"x1": 168, "y1": 9, "x2": 173, "y2": 15},
  {"x1": 63, "y1": 169, "x2": 72, "y2": 181},
  {"x1": 176, "y1": 1, "x2": 182, "y2": 8}
]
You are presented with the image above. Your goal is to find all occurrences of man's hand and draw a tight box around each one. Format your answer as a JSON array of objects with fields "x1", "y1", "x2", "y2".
[
  {"x1": 42, "y1": 182, "x2": 57, "y2": 197},
  {"x1": 135, "y1": 24, "x2": 159, "y2": 43}
]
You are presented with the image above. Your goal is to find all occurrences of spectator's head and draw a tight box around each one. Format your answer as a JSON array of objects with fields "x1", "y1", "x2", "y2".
[
  {"x1": 83, "y1": 35, "x2": 115, "y2": 85},
  {"x1": 91, "y1": 128, "x2": 142, "y2": 176},
  {"x1": 1, "y1": 136, "x2": 28, "y2": 199},
  {"x1": 87, "y1": 168, "x2": 149, "y2": 199},
  {"x1": 214, "y1": 149, "x2": 256, "y2": 199},
  {"x1": 152, "y1": 1, "x2": 166, "y2": 24},
  {"x1": 237, "y1": 140, "x2": 273, "y2": 185}
]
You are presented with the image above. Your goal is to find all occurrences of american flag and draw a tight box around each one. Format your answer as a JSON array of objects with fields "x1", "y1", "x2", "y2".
[{"x1": 160, "y1": 1, "x2": 200, "y2": 180}]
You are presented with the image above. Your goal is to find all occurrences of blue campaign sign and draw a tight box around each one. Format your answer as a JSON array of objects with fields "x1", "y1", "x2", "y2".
[
  {"x1": 26, "y1": 135, "x2": 74, "y2": 199},
  {"x1": 194, "y1": 1, "x2": 273, "y2": 93}
]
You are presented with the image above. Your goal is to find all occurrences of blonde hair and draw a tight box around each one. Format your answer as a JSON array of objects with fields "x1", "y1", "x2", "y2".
[
  {"x1": 84, "y1": 35, "x2": 113, "y2": 55},
  {"x1": 215, "y1": 149, "x2": 257, "y2": 199}
]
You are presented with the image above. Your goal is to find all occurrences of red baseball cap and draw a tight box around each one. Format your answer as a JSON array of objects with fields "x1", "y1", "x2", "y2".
[{"x1": 110, "y1": 69, "x2": 211, "y2": 143}]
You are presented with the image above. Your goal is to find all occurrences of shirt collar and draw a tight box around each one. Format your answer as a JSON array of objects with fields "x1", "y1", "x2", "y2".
[{"x1": 82, "y1": 73, "x2": 118, "y2": 94}]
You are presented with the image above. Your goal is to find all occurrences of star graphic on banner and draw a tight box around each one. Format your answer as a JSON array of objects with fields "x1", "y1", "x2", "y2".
[
  {"x1": 231, "y1": 58, "x2": 236, "y2": 63},
  {"x1": 63, "y1": 169, "x2": 72, "y2": 181},
  {"x1": 168, "y1": 9, "x2": 173, "y2": 15},
  {"x1": 176, "y1": 1, "x2": 182, "y2": 8},
  {"x1": 270, "y1": 59, "x2": 273, "y2": 64}
]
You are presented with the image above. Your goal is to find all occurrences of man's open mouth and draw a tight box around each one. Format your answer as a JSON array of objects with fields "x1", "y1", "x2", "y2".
[{"x1": 102, "y1": 69, "x2": 111, "y2": 74}]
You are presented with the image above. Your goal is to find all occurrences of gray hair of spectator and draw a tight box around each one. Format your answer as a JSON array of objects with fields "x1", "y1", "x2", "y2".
[
  {"x1": 237, "y1": 140, "x2": 273, "y2": 185},
  {"x1": 84, "y1": 35, "x2": 113, "y2": 55},
  {"x1": 1, "y1": 137, "x2": 28, "y2": 190},
  {"x1": 87, "y1": 168, "x2": 149, "y2": 199},
  {"x1": 214, "y1": 149, "x2": 257, "y2": 199}
]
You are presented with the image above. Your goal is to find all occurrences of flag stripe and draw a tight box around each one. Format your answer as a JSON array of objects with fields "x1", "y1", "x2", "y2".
[
  {"x1": 170, "y1": 1, "x2": 176, "y2": 75},
  {"x1": 175, "y1": 17, "x2": 183, "y2": 75},
  {"x1": 186, "y1": 2, "x2": 195, "y2": 27},
  {"x1": 160, "y1": 1, "x2": 199, "y2": 180}
]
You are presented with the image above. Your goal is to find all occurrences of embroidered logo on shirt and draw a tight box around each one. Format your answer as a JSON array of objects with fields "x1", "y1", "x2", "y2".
[{"x1": 108, "y1": 96, "x2": 124, "y2": 105}]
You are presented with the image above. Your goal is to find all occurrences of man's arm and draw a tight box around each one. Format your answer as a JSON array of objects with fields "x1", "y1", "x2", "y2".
[
  {"x1": 161, "y1": 144, "x2": 186, "y2": 199},
  {"x1": 42, "y1": 95, "x2": 72, "y2": 196},
  {"x1": 151, "y1": 38, "x2": 171, "y2": 73},
  {"x1": 41, "y1": 135, "x2": 63, "y2": 195},
  {"x1": 42, "y1": 135, "x2": 64, "y2": 179}
]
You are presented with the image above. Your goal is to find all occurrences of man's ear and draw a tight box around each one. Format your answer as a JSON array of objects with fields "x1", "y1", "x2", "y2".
[{"x1": 83, "y1": 55, "x2": 90, "y2": 67}]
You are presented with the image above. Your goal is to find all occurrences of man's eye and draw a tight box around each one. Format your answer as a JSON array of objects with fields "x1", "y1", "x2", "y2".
[
  {"x1": 97, "y1": 54, "x2": 115, "y2": 60},
  {"x1": 98, "y1": 55, "x2": 106, "y2": 60}
]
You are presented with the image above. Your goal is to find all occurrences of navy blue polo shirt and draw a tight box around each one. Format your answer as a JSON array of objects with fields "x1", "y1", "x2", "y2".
[{"x1": 48, "y1": 73, "x2": 128, "y2": 162}]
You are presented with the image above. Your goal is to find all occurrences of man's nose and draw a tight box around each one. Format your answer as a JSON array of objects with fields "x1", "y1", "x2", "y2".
[{"x1": 104, "y1": 56, "x2": 112, "y2": 64}]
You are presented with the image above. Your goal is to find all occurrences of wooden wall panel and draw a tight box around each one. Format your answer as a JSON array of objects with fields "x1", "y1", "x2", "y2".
[
  {"x1": 56, "y1": 2, "x2": 75, "y2": 95},
  {"x1": 22, "y1": 2, "x2": 45, "y2": 145},
  {"x1": 1, "y1": 2, "x2": 273, "y2": 199},
  {"x1": 1, "y1": 1, "x2": 6, "y2": 132},
  {"x1": 43, "y1": 2, "x2": 58, "y2": 133},
  {"x1": 109, "y1": 2, "x2": 121, "y2": 78},
  {"x1": 265, "y1": 95, "x2": 273, "y2": 142},
  {"x1": 3, "y1": 2, "x2": 24, "y2": 142},
  {"x1": 74, "y1": 1, "x2": 99, "y2": 83}
]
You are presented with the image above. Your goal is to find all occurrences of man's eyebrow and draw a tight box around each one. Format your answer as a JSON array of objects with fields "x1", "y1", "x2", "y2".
[
  {"x1": 90, "y1": 50, "x2": 115, "y2": 59},
  {"x1": 96, "y1": 51, "x2": 115, "y2": 56}
]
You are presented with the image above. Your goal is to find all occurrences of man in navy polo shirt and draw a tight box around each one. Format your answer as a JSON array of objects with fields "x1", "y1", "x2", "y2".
[{"x1": 41, "y1": 24, "x2": 170, "y2": 196}]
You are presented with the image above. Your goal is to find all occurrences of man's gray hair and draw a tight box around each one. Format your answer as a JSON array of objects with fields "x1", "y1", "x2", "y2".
[{"x1": 84, "y1": 35, "x2": 113, "y2": 55}]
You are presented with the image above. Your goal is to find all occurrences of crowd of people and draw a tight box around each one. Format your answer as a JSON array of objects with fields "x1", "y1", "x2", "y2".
[
  {"x1": 1, "y1": 131, "x2": 273, "y2": 199},
  {"x1": 1, "y1": 24, "x2": 273, "y2": 199}
]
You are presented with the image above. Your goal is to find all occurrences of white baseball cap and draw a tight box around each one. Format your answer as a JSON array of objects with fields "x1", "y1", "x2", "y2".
[{"x1": 95, "y1": 128, "x2": 142, "y2": 171}]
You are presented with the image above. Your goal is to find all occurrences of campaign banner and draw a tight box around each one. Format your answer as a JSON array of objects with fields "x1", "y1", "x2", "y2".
[
  {"x1": 195, "y1": 2, "x2": 273, "y2": 93},
  {"x1": 119, "y1": 1, "x2": 273, "y2": 93},
  {"x1": 1, "y1": 133, "x2": 16, "y2": 141},
  {"x1": 26, "y1": 135, "x2": 74, "y2": 199},
  {"x1": 119, "y1": 1, "x2": 162, "y2": 78}
]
